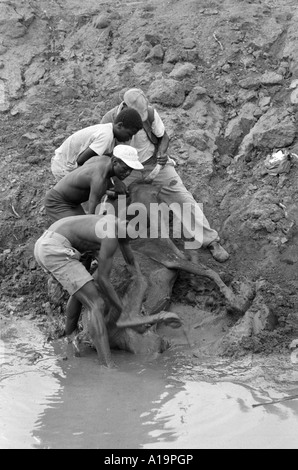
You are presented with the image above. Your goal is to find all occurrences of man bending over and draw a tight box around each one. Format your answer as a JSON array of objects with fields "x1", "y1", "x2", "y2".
[{"x1": 34, "y1": 213, "x2": 136, "y2": 368}]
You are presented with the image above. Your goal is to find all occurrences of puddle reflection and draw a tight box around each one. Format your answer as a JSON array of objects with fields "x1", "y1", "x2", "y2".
[
  {"x1": 32, "y1": 348, "x2": 179, "y2": 449},
  {"x1": 0, "y1": 321, "x2": 63, "y2": 449},
  {"x1": 142, "y1": 381, "x2": 298, "y2": 449},
  {"x1": 1, "y1": 324, "x2": 298, "y2": 449}
]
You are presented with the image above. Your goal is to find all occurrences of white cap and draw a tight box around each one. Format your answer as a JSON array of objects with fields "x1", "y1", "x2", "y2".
[
  {"x1": 113, "y1": 145, "x2": 144, "y2": 170},
  {"x1": 123, "y1": 88, "x2": 148, "y2": 121}
]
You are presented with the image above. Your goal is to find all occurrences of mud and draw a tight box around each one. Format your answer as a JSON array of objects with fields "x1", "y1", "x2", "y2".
[{"x1": 1, "y1": 316, "x2": 298, "y2": 449}]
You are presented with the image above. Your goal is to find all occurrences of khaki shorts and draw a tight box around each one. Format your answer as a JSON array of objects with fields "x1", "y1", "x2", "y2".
[{"x1": 34, "y1": 230, "x2": 93, "y2": 296}]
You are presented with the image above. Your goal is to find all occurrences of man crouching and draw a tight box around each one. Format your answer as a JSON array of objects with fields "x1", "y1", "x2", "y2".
[{"x1": 34, "y1": 213, "x2": 135, "y2": 368}]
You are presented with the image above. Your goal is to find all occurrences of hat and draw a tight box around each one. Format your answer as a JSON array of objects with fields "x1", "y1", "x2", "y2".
[
  {"x1": 113, "y1": 145, "x2": 144, "y2": 170},
  {"x1": 123, "y1": 88, "x2": 149, "y2": 121}
]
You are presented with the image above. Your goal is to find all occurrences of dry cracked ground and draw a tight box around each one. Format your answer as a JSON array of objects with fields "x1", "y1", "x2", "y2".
[{"x1": 1, "y1": 0, "x2": 298, "y2": 359}]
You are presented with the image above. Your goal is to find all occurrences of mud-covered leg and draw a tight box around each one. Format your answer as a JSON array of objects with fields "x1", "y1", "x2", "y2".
[
  {"x1": 148, "y1": 253, "x2": 255, "y2": 315},
  {"x1": 67, "y1": 329, "x2": 81, "y2": 357},
  {"x1": 119, "y1": 262, "x2": 148, "y2": 321},
  {"x1": 64, "y1": 251, "x2": 97, "y2": 355},
  {"x1": 69, "y1": 280, "x2": 115, "y2": 367},
  {"x1": 116, "y1": 310, "x2": 182, "y2": 329},
  {"x1": 65, "y1": 295, "x2": 83, "y2": 335},
  {"x1": 64, "y1": 295, "x2": 84, "y2": 357},
  {"x1": 87, "y1": 301, "x2": 115, "y2": 368}
]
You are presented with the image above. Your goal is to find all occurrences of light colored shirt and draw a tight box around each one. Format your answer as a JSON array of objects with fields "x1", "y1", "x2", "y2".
[
  {"x1": 101, "y1": 104, "x2": 165, "y2": 163},
  {"x1": 52, "y1": 123, "x2": 115, "y2": 173},
  {"x1": 130, "y1": 109, "x2": 164, "y2": 163}
]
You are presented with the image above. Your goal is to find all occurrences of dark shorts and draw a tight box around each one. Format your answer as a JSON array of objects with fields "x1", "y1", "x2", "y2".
[{"x1": 44, "y1": 188, "x2": 85, "y2": 222}]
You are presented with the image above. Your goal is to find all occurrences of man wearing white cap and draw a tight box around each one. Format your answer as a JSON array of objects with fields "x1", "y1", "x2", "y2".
[
  {"x1": 42, "y1": 145, "x2": 143, "y2": 352},
  {"x1": 45, "y1": 144, "x2": 143, "y2": 222},
  {"x1": 101, "y1": 88, "x2": 229, "y2": 263}
]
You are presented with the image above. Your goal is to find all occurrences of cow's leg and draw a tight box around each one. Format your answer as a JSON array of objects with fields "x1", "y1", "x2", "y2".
[
  {"x1": 146, "y1": 253, "x2": 255, "y2": 315},
  {"x1": 116, "y1": 310, "x2": 182, "y2": 329}
]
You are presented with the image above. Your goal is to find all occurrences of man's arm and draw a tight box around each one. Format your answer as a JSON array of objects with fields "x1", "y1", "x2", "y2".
[
  {"x1": 149, "y1": 109, "x2": 170, "y2": 165},
  {"x1": 119, "y1": 237, "x2": 138, "y2": 268},
  {"x1": 118, "y1": 225, "x2": 143, "y2": 279},
  {"x1": 156, "y1": 131, "x2": 170, "y2": 165},
  {"x1": 77, "y1": 147, "x2": 97, "y2": 166},
  {"x1": 108, "y1": 176, "x2": 129, "y2": 197},
  {"x1": 88, "y1": 175, "x2": 108, "y2": 214},
  {"x1": 96, "y1": 238, "x2": 123, "y2": 315}
]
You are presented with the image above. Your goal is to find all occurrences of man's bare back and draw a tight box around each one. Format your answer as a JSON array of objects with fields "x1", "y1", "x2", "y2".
[
  {"x1": 34, "y1": 213, "x2": 133, "y2": 367},
  {"x1": 50, "y1": 214, "x2": 118, "y2": 254}
]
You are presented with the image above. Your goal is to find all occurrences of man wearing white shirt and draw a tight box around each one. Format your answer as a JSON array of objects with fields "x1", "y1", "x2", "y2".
[
  {"x1": 101, "y1": 88, "x2": 229, "y2": 263},
  {"x1": 51, "y1": 107, "x2": 143, "y2": 181}
]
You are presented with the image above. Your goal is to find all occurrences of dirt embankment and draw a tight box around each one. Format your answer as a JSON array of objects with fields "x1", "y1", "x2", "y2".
[{"x1": 1, "y1": 0, "x2": 298, "y2": 357}]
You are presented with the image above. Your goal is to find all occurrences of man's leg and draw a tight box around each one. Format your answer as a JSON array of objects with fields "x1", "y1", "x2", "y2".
[
  {"x1": 152, "y1": 164, "x2": 229, "y2": 262},
  {"x1": 123, "y1": 163, "x2": 229, "y2": 261},
  {"x1": 35, "y1": 234, "x2": 113, "y2": 366},
  {"x1": 65, "y1": 295, "x2": 82, "y2": 336},
  {"x1": 64, "y1": 248, "x2": 99, "y2": 336},
  {"x1": 70, "y1": 280, "x2": 114, "y2": 367}
]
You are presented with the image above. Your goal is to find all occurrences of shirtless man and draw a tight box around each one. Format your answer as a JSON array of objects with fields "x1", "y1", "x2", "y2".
[
  {"x1": 44, "y1": 145, "x2": 143, "y2": 321},
  {"x1": 45, "y1": 145, "x2": 143, "y2": 222},
  {"x1": 34, "y1": 213, "x2": 136, "y2": 367}
]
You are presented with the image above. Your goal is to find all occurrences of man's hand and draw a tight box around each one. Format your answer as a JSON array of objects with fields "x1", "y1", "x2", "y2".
[
  {"x1": 111, "y1": 177, "x2": 129, "y2": 195},
  {"x1": 106, "y1": 190, "x2": 117, "y2": 199},
  {"x1": 157, "y1": 153, "x2": 168, "y2": 166}
]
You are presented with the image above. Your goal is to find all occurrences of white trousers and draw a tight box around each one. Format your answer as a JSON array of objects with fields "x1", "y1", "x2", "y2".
[{"x1": 123, "y1": 159, "x2": 219, "y2": 249}]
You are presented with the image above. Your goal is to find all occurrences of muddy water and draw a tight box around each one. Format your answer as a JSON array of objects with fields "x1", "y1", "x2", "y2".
[{"x1": 1, "y1": 319, "x2": 298, "y2": 449}]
